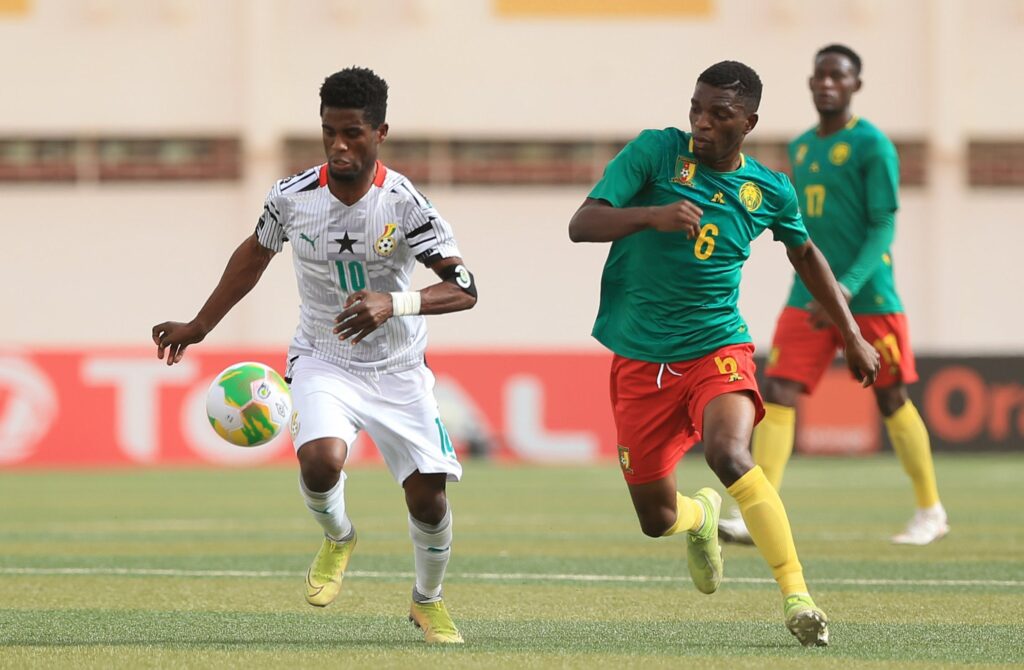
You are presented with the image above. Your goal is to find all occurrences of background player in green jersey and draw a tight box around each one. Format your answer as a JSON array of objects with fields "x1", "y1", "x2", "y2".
[
  {"x1": 569, "y1": 60, "x2": 880, "y2": 647},
  {"x1": 717, "y1": 45, "x2": 948, "y2": 547}
]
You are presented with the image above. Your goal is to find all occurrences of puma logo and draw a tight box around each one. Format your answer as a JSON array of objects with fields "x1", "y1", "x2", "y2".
[{"x1": 300, "y1": 233, "x2": 318, "y2": 250}]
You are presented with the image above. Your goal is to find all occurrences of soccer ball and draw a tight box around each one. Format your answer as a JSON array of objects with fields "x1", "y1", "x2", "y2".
[{"x1": 206, "y1": 362, "x2": 292, "y2": 447}]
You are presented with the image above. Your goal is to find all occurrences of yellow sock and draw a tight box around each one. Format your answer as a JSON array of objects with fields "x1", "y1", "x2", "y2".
[
  {"x1": 662, "y1": 491, "x2": 705, "y2": 536},
  {"x1": 885, "y1": 401, "x2": 940, "y2": 508},
  {"x1": 751, "y1": 403, "x2": 796, "y2": 491},
  {"x1": 728, "y1": 466, "x2": 807, "y2": 596}
]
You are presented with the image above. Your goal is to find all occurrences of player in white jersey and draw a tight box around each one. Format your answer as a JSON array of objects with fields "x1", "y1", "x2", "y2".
[{"x1": 152, "y1": 67, "x2": 477, "y2": 644}]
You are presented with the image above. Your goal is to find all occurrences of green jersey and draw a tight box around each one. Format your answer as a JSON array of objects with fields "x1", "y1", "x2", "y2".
[
  {"x1": 589, "y1": 128, "x2": 809, "y2": 363},
  {"x1": 786, "y1": 116, "x2": 903, "y2": 314}
]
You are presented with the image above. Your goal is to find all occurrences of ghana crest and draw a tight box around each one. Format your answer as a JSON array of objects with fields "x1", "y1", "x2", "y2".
[{"x1": 375, "y1": 223, "x2": 398, "y2": 257}]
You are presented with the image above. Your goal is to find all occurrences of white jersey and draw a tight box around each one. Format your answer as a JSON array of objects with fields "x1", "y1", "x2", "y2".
[{"x1": 255, "y1": 162, "x2": 462, "y2": 373}]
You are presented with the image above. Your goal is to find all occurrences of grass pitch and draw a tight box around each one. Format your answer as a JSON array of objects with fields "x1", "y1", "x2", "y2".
[{"x1": 2, "y1": 454, "x2": 1023, "y2": 669}]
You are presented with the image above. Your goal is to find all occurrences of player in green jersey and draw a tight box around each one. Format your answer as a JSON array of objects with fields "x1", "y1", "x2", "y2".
[
  {"x1": 717, "y1": 45, "x2": 948, "y2": 548},
  {"x1": 569, "y1": 60, "x2": 880, "y2": 647}
]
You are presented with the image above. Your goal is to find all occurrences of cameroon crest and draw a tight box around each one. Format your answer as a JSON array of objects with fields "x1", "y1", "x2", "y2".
[
  {"x1": 374, "y1": 223, "x2": 398, "y2": 257},
  {"x1": 671, "y1": 156, "x2": 697, "y2": 186},
  {"x1": 617, "y1": 446, "x2": 633, "y2": 474}
]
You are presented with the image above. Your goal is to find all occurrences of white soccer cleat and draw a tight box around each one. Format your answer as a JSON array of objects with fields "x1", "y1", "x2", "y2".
[
  {"x1": 891, "y1": 504, "x2": 949, "y2": 545},
  {"x1": 717, "y1": 507, "x2": 754, "y2": 545}
]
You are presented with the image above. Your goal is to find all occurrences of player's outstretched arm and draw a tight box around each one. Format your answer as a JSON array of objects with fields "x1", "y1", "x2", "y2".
[
  {"x1": 786, "y1": 239, "x2": 880, "y2": 386},
  {"x1": 568, "y1": 197, "x2": 703, "y2": 243},
  {"x1": 152, "y1": 234, "x2": 275, "y2": 365},
  {"x1": 333, "y1": 256, "x2": 477, "y2": 345}
]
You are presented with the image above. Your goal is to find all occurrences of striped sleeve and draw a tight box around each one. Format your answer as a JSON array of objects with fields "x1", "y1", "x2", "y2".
[
  {"x1": 397, "y1": 182, "x2": 461, "y2": 265},
  {"x1": 254, "y1": 185, "x2": 286, "y2": 252}
]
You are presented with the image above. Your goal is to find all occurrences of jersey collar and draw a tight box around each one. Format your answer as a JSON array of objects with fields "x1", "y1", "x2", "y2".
[{"x1": 687, "y1": 136, "x2": 746, "y2": 171}]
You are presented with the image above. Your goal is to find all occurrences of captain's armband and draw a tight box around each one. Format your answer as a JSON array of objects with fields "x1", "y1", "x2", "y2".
[{"x1": 438, "y1": 263, "x2": 477, "y2": 299}]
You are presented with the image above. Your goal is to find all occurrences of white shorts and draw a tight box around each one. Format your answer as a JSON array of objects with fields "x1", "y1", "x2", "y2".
[{"x1": 288, "y1": 356, "x2": 462, "y2": 485}]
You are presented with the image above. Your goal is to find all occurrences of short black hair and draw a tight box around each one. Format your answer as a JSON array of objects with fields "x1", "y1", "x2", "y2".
[
  {"x1": 816, "y1": 44, "x2": 862, "y2": 75},
  {"x1": 697, "y1": 61, "x2": 763, "y2": 112},
  {"x1": 319, "y1": 67, "x2": 389, "y2": 127}
]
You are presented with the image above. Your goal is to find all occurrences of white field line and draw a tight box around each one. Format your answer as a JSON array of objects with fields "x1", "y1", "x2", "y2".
[{"x1": 0, "y1": 567, "x2": 1022, "y2": 588}]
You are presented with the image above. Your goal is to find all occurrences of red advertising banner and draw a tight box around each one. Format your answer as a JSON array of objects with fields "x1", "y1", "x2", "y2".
[
  {"x1": 788, "y1": 356, "x2": 1024, "y2": 454},
  {"x1": 0, "y1": 349, "x2": 618, "y2": 467},
  {"x1": 795, "y1": 366, "x2": 881, "y2": 456},
  {"x1": 910, "y1": 357, "x2": 1024, "y2": 452},
  {"x1": 0, "y1": 350, "x2": 1017, "y2": 467}
]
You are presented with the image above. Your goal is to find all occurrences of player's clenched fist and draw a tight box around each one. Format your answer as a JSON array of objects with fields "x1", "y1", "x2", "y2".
[
  {"x1": 333, "y1": 290, "x2": 393, "y2": 344},
  {"x1": 844, "y1": 334, "x2": 881, "y2": 387},
  {"x1": 648, "y1": 199, "x2": 704, "y2": 238}
]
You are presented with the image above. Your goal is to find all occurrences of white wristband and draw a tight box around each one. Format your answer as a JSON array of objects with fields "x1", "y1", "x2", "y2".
[{"x1": 390, "y1": 291, "x2": 422, "y2": 317}]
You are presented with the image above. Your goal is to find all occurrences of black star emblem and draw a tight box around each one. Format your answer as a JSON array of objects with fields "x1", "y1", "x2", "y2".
[{"x1": 334, "y1": 232, "x2": 357, "y2": 254}]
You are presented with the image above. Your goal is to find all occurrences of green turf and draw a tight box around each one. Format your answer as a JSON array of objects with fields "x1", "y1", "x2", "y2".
[{"x1": 1, "y1": 454, "x2": 1023, "y2": 668}]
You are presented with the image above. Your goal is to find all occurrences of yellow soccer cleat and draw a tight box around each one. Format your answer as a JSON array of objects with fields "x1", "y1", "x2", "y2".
[
  {"x1": 784, "y1": 593, "x2": 830, "y2": 647},
  {"x1": 409, "y1": 598, "x2": 465, "y2": 644},
  {"x1": 687, "y1": 487, "x2": 724, "y2": 594},
  {"x1": 304, "y1": 532, "x2": 357, "y2": 607}
]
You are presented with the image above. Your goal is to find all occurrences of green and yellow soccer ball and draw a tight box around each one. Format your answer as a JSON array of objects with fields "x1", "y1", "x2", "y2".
[{"x1": 206, "y1": 362, "x2": 292, "y2": 447}]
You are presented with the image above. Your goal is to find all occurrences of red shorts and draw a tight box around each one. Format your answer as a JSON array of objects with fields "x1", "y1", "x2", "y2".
[
  {"x1": 609, "y1": 343, "x2": 765, "y2": 485},
  {"x1": 765, "y1": 306, "x2": 919, "y2": 393}
]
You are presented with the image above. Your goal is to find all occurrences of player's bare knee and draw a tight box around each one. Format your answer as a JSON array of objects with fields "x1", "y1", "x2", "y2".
[
  {"x1": 297, "y1": 439, "x2": 347, "y2": 490},
  {"x1": 406, "y1": 479, "x2": 448, "y2": 525},
  {"x1": 404, "y1": 472, "x2": 449, "y2": 525},
  {"x1": 875, "y1": 384, "x2": 908, "y2": 417},
  {"x1": 703, "y1": 439, "x2": 753, "y2": 487},
  {"x1": 763, "y1": 377, "x2": 801, "y2": 407},
  {"x1": 408, "y1": 494, "x2": 448, "y2": 526},
  {"x1": 300, "y1": 466, "x2": 340, "y2": 492}
]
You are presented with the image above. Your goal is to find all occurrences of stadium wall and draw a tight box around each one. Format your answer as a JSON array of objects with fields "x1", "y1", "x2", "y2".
[
  {"x1": 2, "y1": 0, "x2": 1019, "y2": 136},
  {"x1": 3, "y1": 185, "x2": 1022, "y2": 352},
  {"x1": 2, "y1": 0, "x2": 1022, "y2": 353}
]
